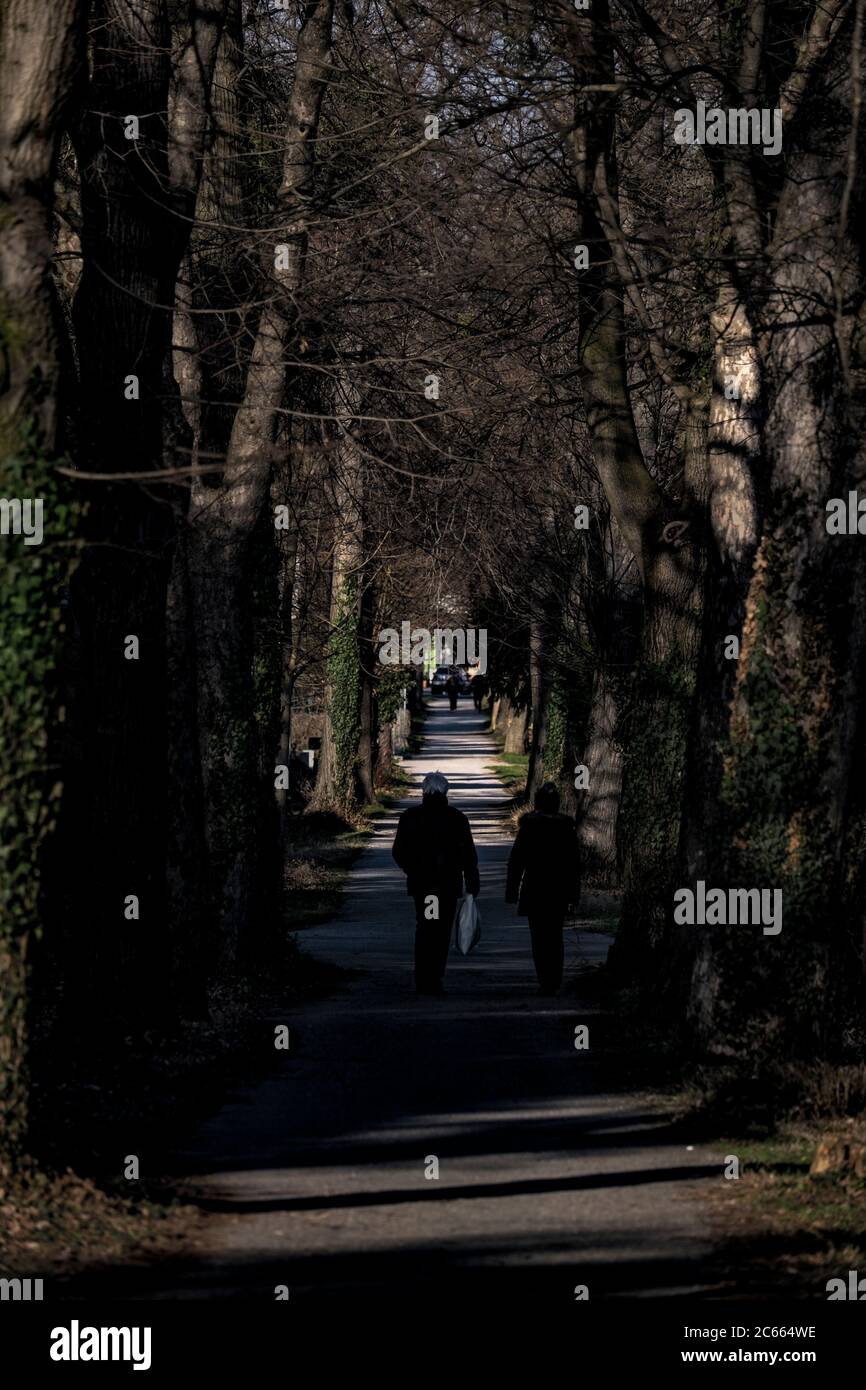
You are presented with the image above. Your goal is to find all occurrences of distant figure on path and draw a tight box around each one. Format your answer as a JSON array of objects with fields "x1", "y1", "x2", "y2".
[
  {"x1": 445, "y1": 671, "x2": 460, "y2": 710},
  {"x1": 470, "y1": 671, "x2": 487, "y2": 711},
  {"x1": 505, "y1": 781, "x2": 580, "y2": 995},
  {"x1": 392, "y1": 771, "x2": 480, "y2": 995}
]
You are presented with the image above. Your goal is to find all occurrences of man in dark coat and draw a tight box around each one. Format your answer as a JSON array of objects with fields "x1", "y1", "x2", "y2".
[
  {"x1": 505, "y1": 781, "x2": 580, "y2": 994},
  {"x1": 445, "y1": 671, "x2": 460, "y2": 710},
  {"x1": 469, "y1": 671, "x2": 487, "y2": 711},
  {"x1": 392, "y1": 771, "x2": 480, "y2": 994}
]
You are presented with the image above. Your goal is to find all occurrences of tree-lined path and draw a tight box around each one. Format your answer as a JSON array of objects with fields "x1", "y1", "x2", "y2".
[
  {"x1": 75, "y1": 702, "x2": 725, "y2": 1302},
  {"x1": 3, "y1": 0, "x2": 863, "y2": 1316}
]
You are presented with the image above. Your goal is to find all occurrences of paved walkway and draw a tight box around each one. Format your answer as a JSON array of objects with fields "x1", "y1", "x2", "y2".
[{"x1": 93, "y1": 700, "x2": 724, "y2": 1301}]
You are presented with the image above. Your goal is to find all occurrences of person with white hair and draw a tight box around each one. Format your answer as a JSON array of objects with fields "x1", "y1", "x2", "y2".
[
  {"x1": 392, "y1": 770, "x2": 480, "y2": 994},
  {"x1": 421, "y1": 771, "x2": 448, "y2": 796}
]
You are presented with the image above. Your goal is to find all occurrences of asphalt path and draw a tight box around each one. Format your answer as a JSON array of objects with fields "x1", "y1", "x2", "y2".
[{"x1": 75, "y1": 699, "x2": 723, "y2": 1302}]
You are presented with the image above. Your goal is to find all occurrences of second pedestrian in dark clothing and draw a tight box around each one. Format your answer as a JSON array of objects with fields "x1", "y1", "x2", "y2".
[
  {"x1": 445, "y1": 672, "x2": 460, "y2": 710},
  {"x1": 392, "y1": 771, "x2": 480, "y2": 994},
  {"x1": 470, "y1": 672, "x2": 487, "y2": 711},
  {"x1": 505, "y1": 781, "x2": 580, "y2": 994}
]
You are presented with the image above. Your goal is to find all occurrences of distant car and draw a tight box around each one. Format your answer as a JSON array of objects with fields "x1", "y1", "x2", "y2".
[{"x1": 430, "y1": 665, "x2": 451, "y2": 696}]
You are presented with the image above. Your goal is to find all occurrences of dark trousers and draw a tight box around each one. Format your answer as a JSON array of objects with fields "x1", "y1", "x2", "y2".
[
  {"x1": 528, "y1": 912, "x2": 565, "y2": 993},
  {"x1": 448, "y1": 693, "x2": 458, "y2": 710},
  {"x1": 413, "y1": 893, "x2": 457, "y2": 991}
]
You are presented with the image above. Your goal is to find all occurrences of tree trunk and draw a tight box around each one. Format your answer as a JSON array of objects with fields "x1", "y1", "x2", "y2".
[
  {"x1": 681, "y1": 279, "x2": 763, "y2": 882},
  {"x1": 274, "y1": 491, "x2": 300, "y2": 841},
  {"x1": 67, "y1": 0, "x2": 179, "y2": 1035},
  {"x1": 692, "y1": 32, "x2": 866, "y2": 1053},
  {"x1": 311, "y1": 379, "x2": 367, "y2": 813},
  {"x1": 612, "y1": 397, "x2": 705, "y2": 972},
  {"x1": 377, "y1": 721, "x2": 393, "y2": 786},
  {"x1": 357, "y1": 577, "x2": 376, "y2": 805},
  {"x1": 576, "y1": 508, "x2": 640, "y2": 884},
  {"x1": 579, "y1": 663, "x2": 623, "y2": 882},
  {"x1": 504, "y1": 701, "x2": 528, "y2": 755},
  {"x1": 166, "y1": 0, "x2": 251, "y2": 986},
  {"x1": 566, "y1": 7, "x2": 703, "y2": 976},
  {"x1": 65, "y1": 0, "x2": 226, "y2": 1033},
  {"x1": 165, "y1": 528, "x2": 211, "y2": 1016},
  {"x1": 187, "y1": 0, "x2": 334, "y2": 955},
  {"x1": 525, "y1": 616, "x2": 553, "y2": 803},
  {"x1": 0, "y1": 0, "x2": 83, "y2": 1161}
]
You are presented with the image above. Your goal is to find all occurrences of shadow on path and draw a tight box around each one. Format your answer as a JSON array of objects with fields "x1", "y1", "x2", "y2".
[{"x1": 65, "y1": 701, "x2": 723, "y2": 1302}]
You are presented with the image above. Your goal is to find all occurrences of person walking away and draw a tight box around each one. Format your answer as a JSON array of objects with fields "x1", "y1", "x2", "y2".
[
  {"x1": 505, "y1": 781, "x2": 580, "y2": 995},
  {"x1": 470, "y1": 671, "x2": 487, "y2": 712},
  {"x1": 392, "y1": 771, "x2": 480, "y2": 994},
  {"x1": 445, "y1": 671, "x2": 459, "y2": 710}
]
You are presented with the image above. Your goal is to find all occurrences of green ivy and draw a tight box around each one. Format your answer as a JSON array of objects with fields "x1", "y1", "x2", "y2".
[
  {"x1": 615, "y1": 647, "x2": 696, "y2": 955},
  {"x1": 543, "y1": 675, "x2": 567, "y2": 779},
  {"x1": 329, "y1": 575, "x2": 362, "y2": 809},
  {"x1": 0, "y1": 432, "x2": 79, "y2": 1163},
  {"x1": 375, "y1": 662, "x2": 412, "y2": 727},
  {"x1": 714, "y1": 574, "x2": 840, "y2": 1057}
]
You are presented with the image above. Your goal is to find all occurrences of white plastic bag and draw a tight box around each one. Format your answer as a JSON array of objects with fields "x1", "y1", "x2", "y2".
[{"x1": 455, "y1": 894, "x2": 481, "y2": 955}]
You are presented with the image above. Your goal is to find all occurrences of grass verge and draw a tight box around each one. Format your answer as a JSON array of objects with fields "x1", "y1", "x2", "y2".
[
  {"x1": 487, "y1": 751, "x2": 529, "y2": 799},
  {"x1": 577, "y1": 987, "x2": 866, "y2": 1297},
  {"x1": 706, "y1": 1124, "x2": 866, "y2": 1297}
]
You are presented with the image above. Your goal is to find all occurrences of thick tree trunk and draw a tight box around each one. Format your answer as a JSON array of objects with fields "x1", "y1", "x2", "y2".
[
  {"x1": 692, "y1": 40, "x2": 866, "y2": 1053},
  {"x1": 681, "y1": 280, "x2": 763, "y2": 885},
  {"x1": 0, "y1": 0, "x2": 83, "y2": 1160},
  {"x1": 681, "y1": 280, "x2": 765, "y2": 1026},
  {"x1": 503, "y1": 700, "x2": 529, "y2": 755},
  {"x1": 311, "y1": 382, "x2": 367, "y2": 813},
  {"x1": 0, "y1": 0, "x2": 81, "y2": 444},
  {"x1": 187, "y1": 0, "x2": 334, "y2": 953},
  {"x1": 66, "y1": 0, "x2": 226, "y2": 1030},
  {"x1": 197, "y1": 0, "x2": 245, "y2": 230},
  {"x1": 67, "y1": 0, "x2": 179, "y2": 1035},
  {"x1": 576, "y1": 510, "x2": 639, "y2": 884},
  {"x1": 612, "y1": 397, "x2": 705, "y2": 972},
  {"x1": 166, "y1": 0, "x2": 244, "y2": 987},
  {"x1": 566, "y1": 8, "x2": 703, "y2": 976}
]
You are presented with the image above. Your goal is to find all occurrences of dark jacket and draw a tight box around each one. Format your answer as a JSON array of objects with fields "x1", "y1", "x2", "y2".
[
  {"x1": 505, "y1": 810, "x2": 580, "y2": 917},
  {"x1": 392, "y1": 796, "x2": 480, "y2": 900}
]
